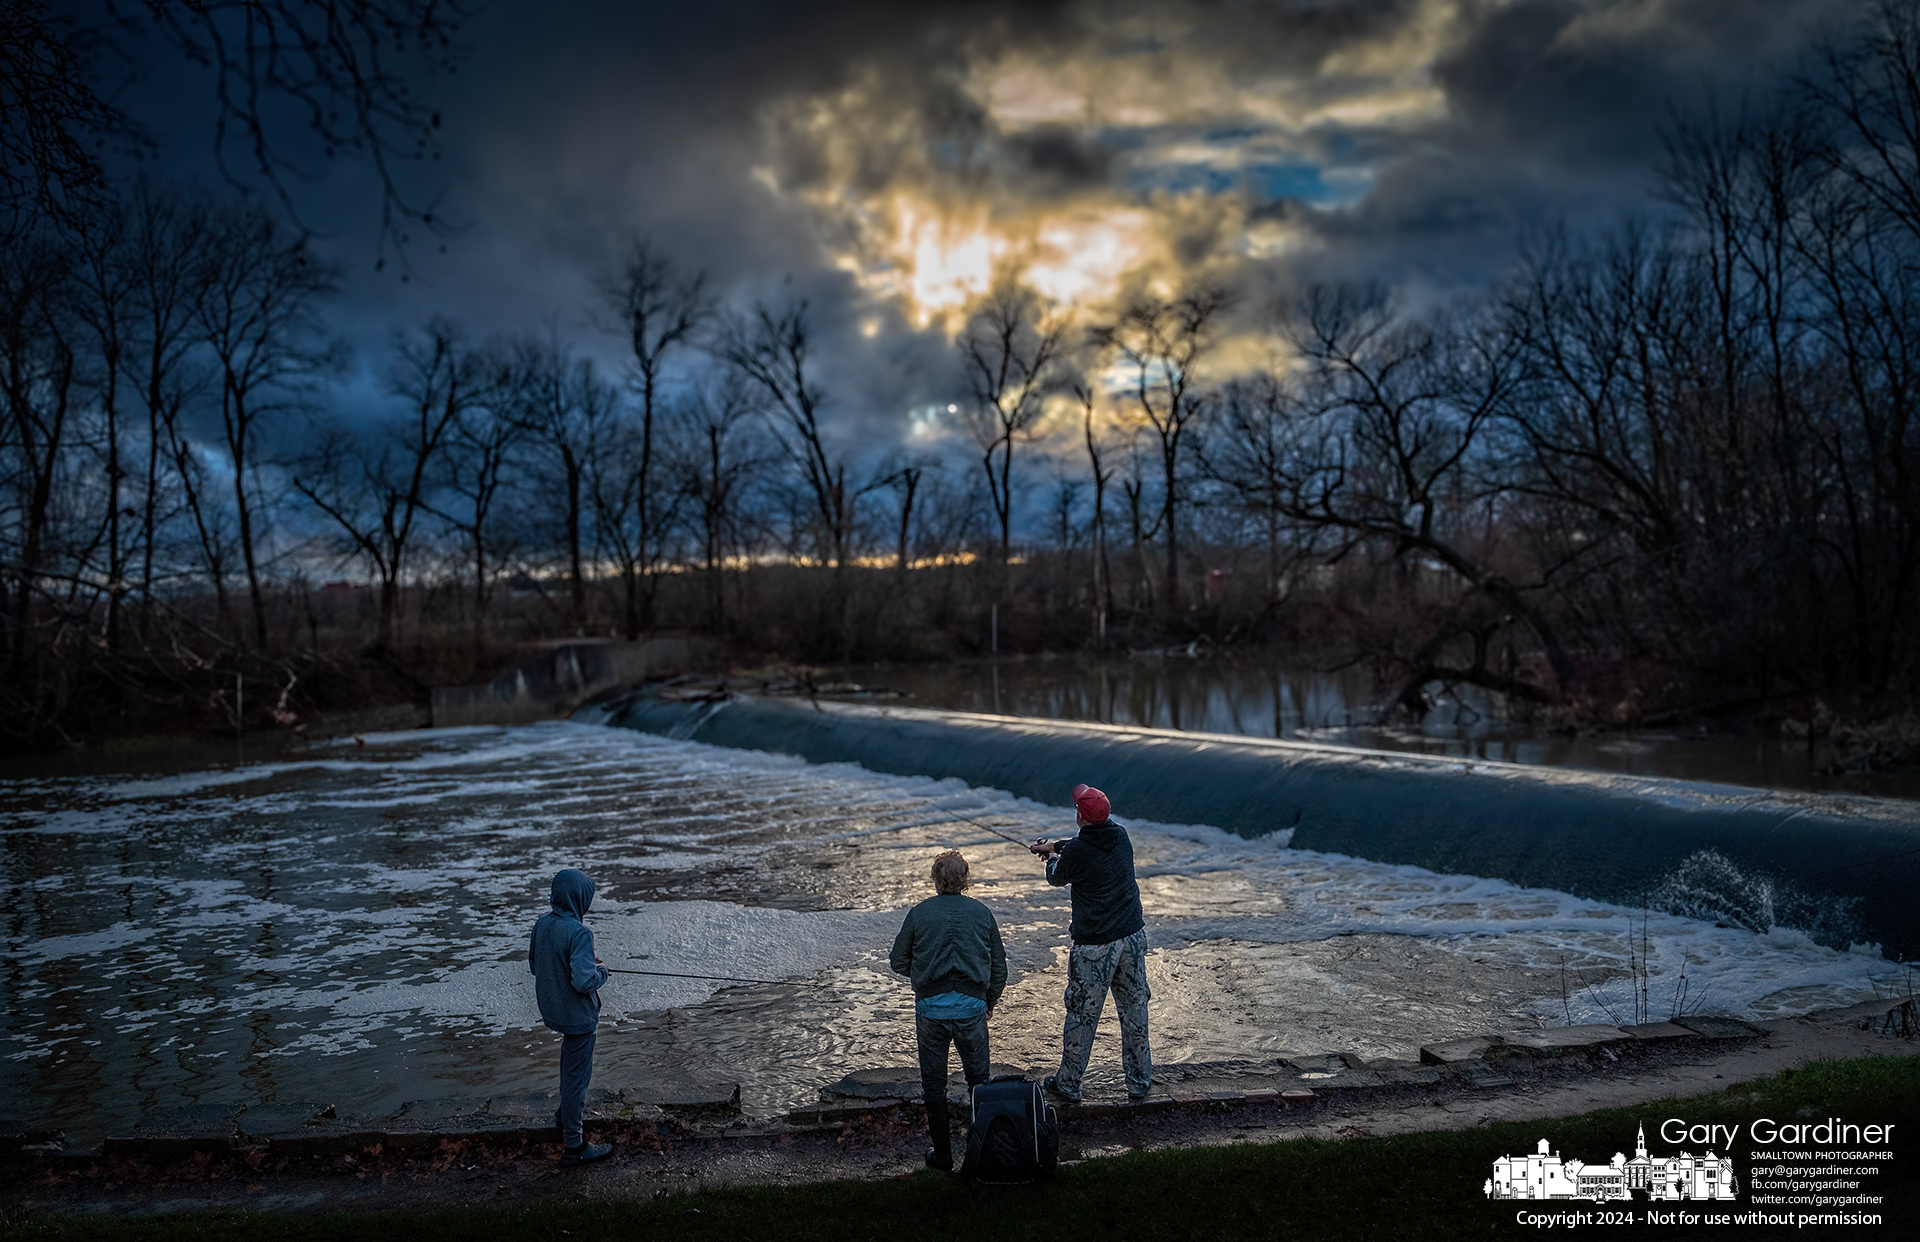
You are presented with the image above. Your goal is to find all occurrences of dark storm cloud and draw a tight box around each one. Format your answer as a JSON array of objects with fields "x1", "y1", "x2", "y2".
[
  {"x1": 1261, "y1": 0, "x2": 1869, "y2": 288},
  {"x1": 93, "y1": 0, "x2": 1884, "y2": 448}
]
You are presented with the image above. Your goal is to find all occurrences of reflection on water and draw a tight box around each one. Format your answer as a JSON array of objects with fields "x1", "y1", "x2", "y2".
[
  {"x1": 1, "y1": 724, "x2": 1902, "y2": 1143},
  {"x1": 851, "y1": 655, "x2": 1920, "y2": 798}
]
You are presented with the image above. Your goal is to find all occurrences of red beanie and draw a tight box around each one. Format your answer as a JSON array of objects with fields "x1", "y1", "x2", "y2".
[{"x1": 1072, "y1": 783, "x2": 1111, "y2": 823}]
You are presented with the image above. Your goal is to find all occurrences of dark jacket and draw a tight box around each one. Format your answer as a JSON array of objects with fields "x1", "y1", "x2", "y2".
[
  {"x1": 1045, "y1": 821, "x2": 1146, "y2": 946},
  {"x1": 528, "y1": 869, "x2": 610, "y2": 1035},
  {"x1": 888, "y1": 893, "x2": 1007, "y2": 1008}
]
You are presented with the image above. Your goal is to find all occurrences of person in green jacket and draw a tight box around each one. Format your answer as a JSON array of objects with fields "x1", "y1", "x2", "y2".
[{"x1": 889, "y1": 850, "x2": 1007, "y2": 1172}]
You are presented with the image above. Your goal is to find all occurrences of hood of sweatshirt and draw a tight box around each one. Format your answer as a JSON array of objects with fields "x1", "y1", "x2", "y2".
[
  {"x1": 1075, "y1": 821, "x2": 1123, "y2": 852},
  {"x1": 550, "y1": 869, "x2": 594, "y2": 919}
]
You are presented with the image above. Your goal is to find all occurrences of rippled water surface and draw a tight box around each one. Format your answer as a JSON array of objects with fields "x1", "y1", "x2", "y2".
[{"x1": 1, "y1": 723, "x2": 1905, "y2": 1143}]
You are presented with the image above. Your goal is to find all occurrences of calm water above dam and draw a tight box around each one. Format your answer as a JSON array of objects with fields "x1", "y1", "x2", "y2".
[
  {"x1": 2, "y1": 723, "x2": 1906, "y2": 1144},
  {"x1": 847, "y1": 655, "x2": 1920, "y2": 799}
]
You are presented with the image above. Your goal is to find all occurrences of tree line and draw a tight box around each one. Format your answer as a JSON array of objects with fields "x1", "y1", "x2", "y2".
[{"x1": 4, "y1": 1, "x2": 1919, "y2": 748}]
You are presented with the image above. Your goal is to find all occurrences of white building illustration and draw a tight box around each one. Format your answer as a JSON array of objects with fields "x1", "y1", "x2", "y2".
[{"x1": 1485, "y1": 1125, "x2": 1737, "y2": 1202}]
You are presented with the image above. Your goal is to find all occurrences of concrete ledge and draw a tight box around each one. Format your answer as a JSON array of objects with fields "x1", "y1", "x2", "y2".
[
  {"x1": 822, "y1": 1068, "x2": 921, "y2": 1101},
  {"x1": 1421, "y1": 1036, "x2": 1502, "y2": 1065},
  {"x1": 101, "y1": 1107, "x2": 240, "y2": 1159},
  {"x1": 1499, "y1": 1025, "x2": 1630, "y2": 1054},
  {"x1": 264, "y1": 1130, "x2": 388, "y2": 1158},
  {"x1": 1282, "y1": 1053, "x2": 1363, "y2": 1073},
  {"x1": 1806, "y1": 996, "x2": 1916, "y2": 1036},
  {"x1": 236, "y1": 1103, "x2": 335, "y2": 1139},
  {"x1": 1295, "y1": 1069, "x2": 1386, "y2": 1091},
  {"x1": 0, "y1": 1124, "x2": 65, "y2": 1159},
  {"x1": 1675, "y1": 1015, "x2": 1766, "y2": 1040},
  {"x1": 605, "y1": 1082, "x2": 739, "y2": 1113},
  {"x1": 786, "y1": 1101, "x2": 907, "y2": 1127},
  {"x1": 1618, "y1": 1022, "x2": 1699, "y2": 1041},
  {"x1": 101, "y1": 1133, "x2": 236, "y2": 1158}
]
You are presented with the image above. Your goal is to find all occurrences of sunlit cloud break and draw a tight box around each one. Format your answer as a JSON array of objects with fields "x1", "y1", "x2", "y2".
[{"x1": 755, "y1": 0, "x2": 1470, "y2": 328}]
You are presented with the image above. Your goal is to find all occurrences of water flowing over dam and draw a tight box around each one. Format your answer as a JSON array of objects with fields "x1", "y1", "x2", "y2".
[
  {"x1": 2, "y1": 719, "x2": 1908, "y2": 1144},
  {"x1": 587, "y1": 693, "x2": 1920, "y2": 960}
]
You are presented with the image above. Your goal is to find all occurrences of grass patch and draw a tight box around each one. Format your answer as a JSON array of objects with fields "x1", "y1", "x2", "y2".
[{"x1": 6, "y1": 1056, "x2": 1916, "y2": 1241}]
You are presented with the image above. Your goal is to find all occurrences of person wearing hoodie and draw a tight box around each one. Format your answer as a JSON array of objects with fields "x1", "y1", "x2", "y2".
[
  {"x1": 529, "y1": 868, "x2": 613, "y2": 1166},
  {"x1": 1028, "y1": 784, "x2": 1151, "y2": 1103},
  {"x1": 888, "y1": 850, "x2": 1007, "y2": 1172}
]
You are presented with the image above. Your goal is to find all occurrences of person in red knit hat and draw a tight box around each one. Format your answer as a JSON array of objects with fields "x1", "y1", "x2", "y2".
[{"x1": 1028, "y1": 783, "x2": 1152, "y2": 1102}]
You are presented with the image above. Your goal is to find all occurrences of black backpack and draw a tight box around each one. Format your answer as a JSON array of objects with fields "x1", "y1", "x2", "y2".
[{"x1": 961, "y1": 1075, "x2": 1058, "y2": 1182}]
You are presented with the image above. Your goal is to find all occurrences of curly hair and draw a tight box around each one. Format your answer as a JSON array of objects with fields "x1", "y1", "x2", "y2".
[{"x1": 931, "y1": 850, "x2": 971, "y2": 895}]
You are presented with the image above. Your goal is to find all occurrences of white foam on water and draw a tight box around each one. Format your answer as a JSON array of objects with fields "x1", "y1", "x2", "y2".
[{"x1": 1111, "y1": 815, "x2": 1906, "y2": 1022}]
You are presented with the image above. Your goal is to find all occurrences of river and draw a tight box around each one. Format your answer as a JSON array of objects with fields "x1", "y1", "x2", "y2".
[{"x1": 2, "y1": 722, "x2": 1906, "y2": 1145}]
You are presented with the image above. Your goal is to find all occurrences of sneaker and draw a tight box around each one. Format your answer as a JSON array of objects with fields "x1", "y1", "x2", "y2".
[
  {"x1": 559, "y1": 1141, "x2": 612, "y2": 1167},
  {"x1": 1042, "y1": 1075, "x2": 1081, "y2": 1103},
  {"x1": 924, "y1": 1147, "x2": 953, "y2": 1172}
]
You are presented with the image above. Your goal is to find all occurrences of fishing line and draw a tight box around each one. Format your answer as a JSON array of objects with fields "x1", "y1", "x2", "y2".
[{"x1": 605, "y1": 966, "x2": 809, "y2": 986}]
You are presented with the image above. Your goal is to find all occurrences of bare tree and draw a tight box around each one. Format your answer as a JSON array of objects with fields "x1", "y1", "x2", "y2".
[
  {"x1": 0, "y1": 0, "x2": 131, "y2": 239},
  {"x1": 715, "y1": 301, "x2": 858, "y2": 567},
  {"x1": 1796, "y1": 0, "x2": 1920, "y2": 688},
  {"x1": 597, "y1": 238, "x2": 709, "y2": 637},
  {"x1": 508, "y1": 333, "x2": 615, "y2": 634},
  {"x1": 875, "y1": 457, "x2": 928, "y2": 573},
  {"x1": 0, "y1": 229, "x2": 77, "y2": 680},
  {"x1": 1200, "y1": 371, "x2": 1315, "y2": 610},
  {"x1": 1073, "y1": 380, "x2": 1116, "y2": 643},
  {"x1": 294, "y1": 318, "x2": 484, "y2": 650},
  {"x1": 958, "y1": 282, "x2": 1067, "y2": 567},
  {"x1": 196, "y1": 204, "x2": 342, "y2": 648},
  {"x1": 1279, "y1": 283, "x2": 1570, "y2": 699},
  {"x1": 433, "y1": 343, "x2": 522, "y2": 647},
  {"x1": 668, "y1": 375, "x2": 764, "y2": 631},
  {"x1": 65, "y1": 196, "x2": 136, "y2": 647},
  {"x1": 124, "y1": 183, "x2": 214, "y2": 638},
  {"x1": 1093, "y1": 284, "x2": 1231, "y2": 620},
  {"x1": 4, "y1": 1, "x2": 479, "y2": 266}
]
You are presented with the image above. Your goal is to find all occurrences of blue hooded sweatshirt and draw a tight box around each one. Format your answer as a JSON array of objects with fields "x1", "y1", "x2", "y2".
[{"x1": 528, "y1": 869, "x2": 610, "y2": 1035}]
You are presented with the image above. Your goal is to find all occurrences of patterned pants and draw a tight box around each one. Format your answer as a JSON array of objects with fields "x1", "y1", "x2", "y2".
[{"x1": 1055, "y1": 927, "x2": 1152, "y2": 1098}]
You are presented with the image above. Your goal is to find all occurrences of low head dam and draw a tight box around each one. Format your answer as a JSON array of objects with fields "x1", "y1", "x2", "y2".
[{"x1": 583, "y1": 691, "x2": 1920, "y2": 960}]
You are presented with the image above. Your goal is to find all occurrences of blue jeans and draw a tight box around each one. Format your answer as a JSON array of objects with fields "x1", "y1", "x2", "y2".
[
  {"x1": 559, "y1": 1030, "x2": 597, "y2": 1148},
  {"x1": 916, "y1": 1010, "x2": 990, "y2": 1157}
]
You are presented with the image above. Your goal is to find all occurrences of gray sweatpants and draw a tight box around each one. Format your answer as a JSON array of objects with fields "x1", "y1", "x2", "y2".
[
  {"x1": 1055, "y1": 927, "x2": 1152, "y2": 1098},
  {"x1": 559, "y1": 1030, "x2": 596, "y2": 1148}
]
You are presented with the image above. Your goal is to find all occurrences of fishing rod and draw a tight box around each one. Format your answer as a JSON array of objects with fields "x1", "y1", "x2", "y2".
[
  {"x1": 950, "y1": 809, "x2": 1076, "y2": 856},
  {"x1": 955, "y1": 812, "x2": 1048, "y2": 851}
]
